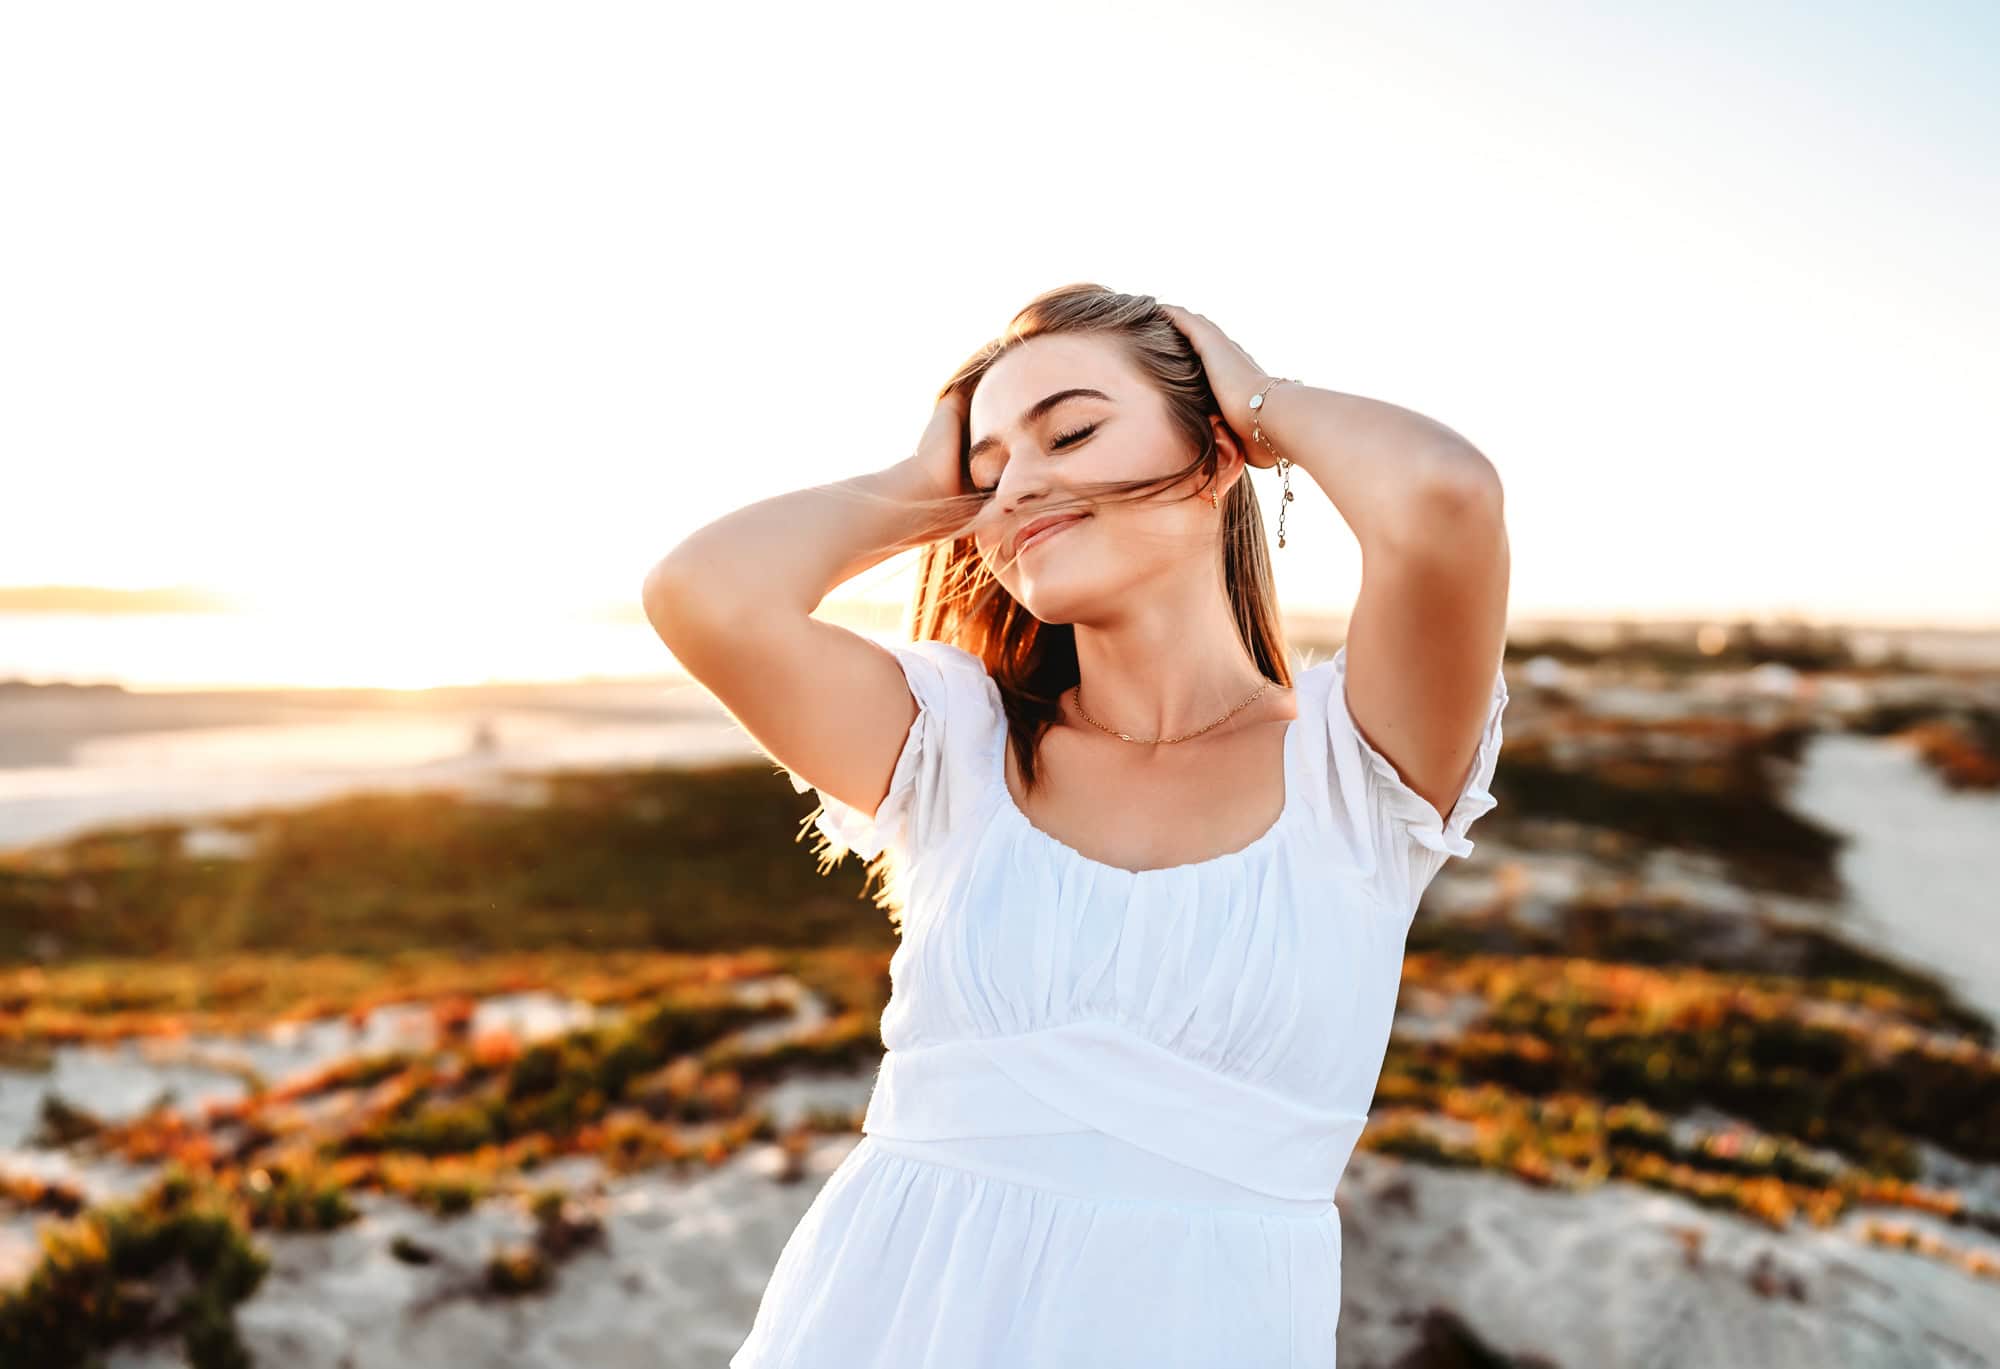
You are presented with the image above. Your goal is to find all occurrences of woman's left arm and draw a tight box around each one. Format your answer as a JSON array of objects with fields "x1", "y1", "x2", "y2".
[
  {"x1": 1160, "y1": 304, "x2": 1510, "y2": 824},
  {"x1": 1324, "y1": 413, "x2": 1508, "y2": 831}
]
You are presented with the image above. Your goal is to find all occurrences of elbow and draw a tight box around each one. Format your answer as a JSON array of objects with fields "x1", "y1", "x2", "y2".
[
  {"x1": 641, "y1": 557, "x2": 706, "y2": 639},
  {"x1": 1386, "y1": 446, "x2": 1504, "y2": 552},
  {"x1": 1432, "y1": 440, "x2": 1504, "y2": 504},
  {"x1": 1422, "y1": 442, "x2": 1502, "y2": 512}
]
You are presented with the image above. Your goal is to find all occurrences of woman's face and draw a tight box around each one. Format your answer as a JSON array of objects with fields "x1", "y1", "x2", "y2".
[{"x1": 967, "y1": 334, "x2": 1223, "y2": 625}]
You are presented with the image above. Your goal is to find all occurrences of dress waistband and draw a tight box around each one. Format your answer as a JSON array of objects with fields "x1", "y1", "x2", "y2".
[{"x1": 860, "y1": 1022, "x2": 1366, "y2": 1214}]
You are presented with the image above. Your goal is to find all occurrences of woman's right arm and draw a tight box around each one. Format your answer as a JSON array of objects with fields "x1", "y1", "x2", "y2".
[{"x1": 640, "y1": 395, "x2": 974, "y2": 828}]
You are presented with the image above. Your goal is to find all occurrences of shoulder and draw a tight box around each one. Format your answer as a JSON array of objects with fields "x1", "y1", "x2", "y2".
[
  {"x1": 1285, "y1": 653, "x2": 1341, "y2": 724},
  {"x1": 888, "y1": 638, "x2": 995, "y2": 705},
  {"x1": 1304, "y1": 641, "x2": 1510, "y2": 908},
  {"x1": 900, "y1": 638, "x2": 988, "y2": 677},
  {"x1": 786, "y1": 637, "x2": 998, "y2": 870},
  {"x1": 879, "y1": 637, "x2": 1003, "y2": 751}
]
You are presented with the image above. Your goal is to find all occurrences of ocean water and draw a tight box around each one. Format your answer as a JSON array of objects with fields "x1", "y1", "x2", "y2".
[
  {"x1": 0, "y1": 675, "x2": 761, "y2": 853},
  {"x1": 0, "y1": 609, "x2": 682, "y2": 692}
]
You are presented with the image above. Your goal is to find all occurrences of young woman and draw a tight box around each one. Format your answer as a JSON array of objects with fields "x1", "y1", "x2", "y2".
[{"x1": 642, "y1": 283, "x2": 1511, "y2": 1367}]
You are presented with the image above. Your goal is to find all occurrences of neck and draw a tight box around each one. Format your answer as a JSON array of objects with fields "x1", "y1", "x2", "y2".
[{"x1": 1066, "y1": 582, "x2": 1277, "y2": 740}]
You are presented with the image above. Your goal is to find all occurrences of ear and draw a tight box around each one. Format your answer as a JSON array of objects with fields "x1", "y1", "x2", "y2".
[{"x1": 1209, "y1": 413, "x2": 1253, "y2": 490}]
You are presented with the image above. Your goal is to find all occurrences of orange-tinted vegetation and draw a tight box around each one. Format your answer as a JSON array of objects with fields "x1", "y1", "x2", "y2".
[{"x1": 6, "y1": 641, "x2": 2000, "y2": 1361}]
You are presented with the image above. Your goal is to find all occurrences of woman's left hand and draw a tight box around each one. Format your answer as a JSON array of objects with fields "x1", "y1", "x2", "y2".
[{"x1": 1159, "y1": 303, "x2": 1280, "y2": 469}]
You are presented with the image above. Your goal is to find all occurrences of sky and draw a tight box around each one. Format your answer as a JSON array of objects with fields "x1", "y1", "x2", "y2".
[{"x1": 3, "y1": 0, "x2": 1995, "y2": 687}]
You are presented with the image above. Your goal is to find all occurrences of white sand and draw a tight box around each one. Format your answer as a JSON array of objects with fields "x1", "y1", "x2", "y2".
[
  {"x1": 1335, "y1": 1151, "x2": 2000, "y2": 1368},
  {"x1": 68, "y1": 1138, "x2": 2000, "y2": 1369}
]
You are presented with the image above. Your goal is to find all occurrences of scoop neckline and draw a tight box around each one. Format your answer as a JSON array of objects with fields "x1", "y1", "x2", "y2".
[{"x1": 987, "y1": 686, "x2": 1306, "y2": 880}]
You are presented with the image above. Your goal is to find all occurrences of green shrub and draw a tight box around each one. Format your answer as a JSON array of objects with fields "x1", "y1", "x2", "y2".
[{"x1": 0, "y1": 1167, "x2": 269, "y2": 1367}]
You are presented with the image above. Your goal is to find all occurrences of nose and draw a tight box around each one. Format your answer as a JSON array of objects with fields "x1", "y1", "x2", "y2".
[
  {"x1": 995, "y1": 449, "x2": 1059, "y2": 515},
  {"x1": 988, "y1": 471, "x2": 1047, "y2": 537}
]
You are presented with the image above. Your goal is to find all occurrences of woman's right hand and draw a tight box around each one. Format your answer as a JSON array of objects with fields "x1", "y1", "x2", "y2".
[{"x1": 909, "y1": 387, "x2": 974, "y2": 503}]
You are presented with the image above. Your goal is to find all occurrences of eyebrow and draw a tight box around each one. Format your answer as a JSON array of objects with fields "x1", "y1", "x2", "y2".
[{"x1": 966, "y1": 388, "x2": 1113, "y2": 465}]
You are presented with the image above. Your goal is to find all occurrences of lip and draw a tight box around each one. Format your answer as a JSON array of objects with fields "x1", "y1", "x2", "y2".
[{"x1": 1012, "y1": 513, "x2": 1090, "y2": 558}]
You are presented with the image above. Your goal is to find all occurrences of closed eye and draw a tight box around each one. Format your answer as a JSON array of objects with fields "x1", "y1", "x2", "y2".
[{"x1": 971, "y1": 423, "x2": 1097, "y2": 495}]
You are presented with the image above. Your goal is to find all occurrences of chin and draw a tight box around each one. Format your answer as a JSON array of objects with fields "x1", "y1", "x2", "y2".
[
  {"x1": 1006, "y1": 567, "x2": 1114, "y2": 625},
  {"x1": 995, "y1": 522, "x2": 1132, "y2": 621}
]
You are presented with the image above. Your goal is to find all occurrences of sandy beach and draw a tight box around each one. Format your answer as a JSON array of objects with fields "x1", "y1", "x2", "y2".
[{"x1": 4, "y1": 650, "x2": 1999, "y2": 1366}]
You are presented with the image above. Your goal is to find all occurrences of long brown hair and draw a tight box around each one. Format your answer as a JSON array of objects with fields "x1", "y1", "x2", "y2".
[
  {"x1": 810, "y1": 283, "x2": 1294, "y2": 914},
  {"x1": 917, "y1": 282, "x2": 1293, "y2": 788}
]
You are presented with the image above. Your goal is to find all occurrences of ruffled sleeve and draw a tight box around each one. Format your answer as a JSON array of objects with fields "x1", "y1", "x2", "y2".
[
  {"x1": 777, "y1": 637, "x2": 990, "y2": 867},
  {"x1": 1315, "y1": 643, "x2": 1510, "y2": 911}
]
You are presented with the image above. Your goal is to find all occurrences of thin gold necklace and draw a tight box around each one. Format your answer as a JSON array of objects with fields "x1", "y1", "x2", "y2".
[{"x1": 1071, "y1": 676, "x2": 1276, "y2": 745}]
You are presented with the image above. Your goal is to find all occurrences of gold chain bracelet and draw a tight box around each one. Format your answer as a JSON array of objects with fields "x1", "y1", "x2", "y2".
[{"x1": 1249, "y1": 377, "x2": 1299, "y2": 548}]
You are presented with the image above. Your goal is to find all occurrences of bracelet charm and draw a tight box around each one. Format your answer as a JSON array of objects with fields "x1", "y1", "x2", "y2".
[{"x1": 1249, "y1": 378, "x2": 1299, "y2": 548}]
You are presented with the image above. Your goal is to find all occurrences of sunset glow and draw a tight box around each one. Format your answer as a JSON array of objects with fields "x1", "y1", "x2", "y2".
[{"x1": 4, "y1": 1, "x2": 1994, "y2": 689}]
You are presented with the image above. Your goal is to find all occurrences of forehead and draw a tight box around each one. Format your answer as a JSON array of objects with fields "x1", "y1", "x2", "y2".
[{"x1": 969, "y1": 333, "x2": 1136, "y2": 444}]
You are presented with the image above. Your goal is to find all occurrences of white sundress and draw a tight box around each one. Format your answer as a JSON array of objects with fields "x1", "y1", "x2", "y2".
[{"x1": 734, "y1": 639, "x2": 1510, "y2": 1369}]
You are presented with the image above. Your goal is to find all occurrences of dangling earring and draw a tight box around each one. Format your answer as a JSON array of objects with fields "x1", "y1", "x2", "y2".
[{"x1": 1208, "y1": 489, "x2": 1219, "y2": 509}]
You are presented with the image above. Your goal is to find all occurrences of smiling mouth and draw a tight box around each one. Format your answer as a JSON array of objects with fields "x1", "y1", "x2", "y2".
[{"x1": 1017, "y1": 515, "x2": 1089, "y2": 556}]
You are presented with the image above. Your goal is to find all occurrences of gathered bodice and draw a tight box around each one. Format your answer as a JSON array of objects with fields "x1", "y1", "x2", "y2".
[{"x1": 777, "y1": 638, "x2": 1510, "y2": 1205}]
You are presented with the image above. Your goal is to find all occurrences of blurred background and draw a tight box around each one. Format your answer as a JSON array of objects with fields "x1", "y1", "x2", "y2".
[{"x1": 3, "y1": 1, "x2": 1997, "y2": 1365}]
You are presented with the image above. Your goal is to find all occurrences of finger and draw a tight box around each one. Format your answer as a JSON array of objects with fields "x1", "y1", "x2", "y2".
[{"x1": 1160, "y1": 304, "x2": 1206, "y2": 341}]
